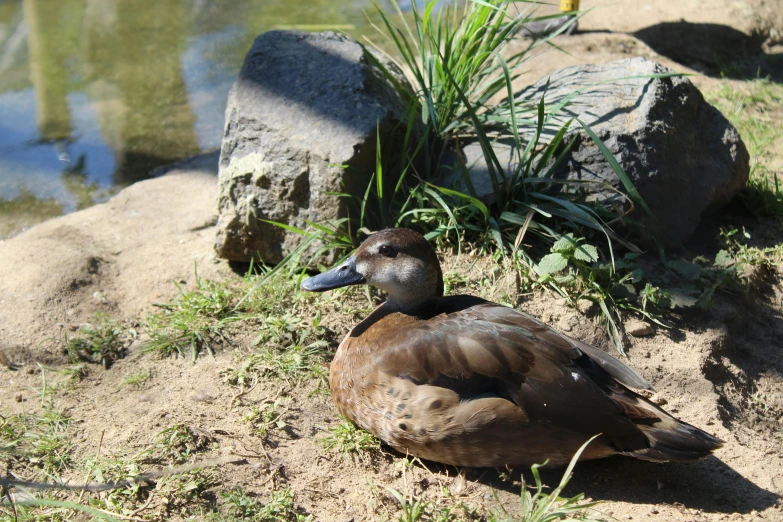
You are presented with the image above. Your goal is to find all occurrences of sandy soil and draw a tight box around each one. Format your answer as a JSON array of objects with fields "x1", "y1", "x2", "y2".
[{"x1": 1, "y1": 1, "x2": 782, "y2": 520}]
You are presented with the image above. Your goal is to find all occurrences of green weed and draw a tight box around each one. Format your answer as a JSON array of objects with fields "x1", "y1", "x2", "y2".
[
  {"x1": 210, "y1": 487, "x2": 313, "y2": 521},
  {"x1": 489, "y1": 437, "x2": 604, "y2": 522},
  {"x1": 721, "y1": 226, "x2": 783, "y2": 269},
  {"x1": 64, "y1": 313, "x2": 126, "y2": 368},
  {"x1": 81, "y1": 454, "x2": 147, "y2": 514},
  {"x1": 145, "y1": 271, "x2": 244, "y2": 360},
  {"x1": 60, "y1": 363, "x2": 89, "y2": 385},
  {"x1": 387, "y1": 487, "x2": 481, "y2": 521},
  {"x1": 320, "y1": 420, "x2": 382, "y2": 458},
  {"x1": 531, "y1": 230, "x2": 763, "y2": 353},
  {"x1": 221, "y1": 269, "x2": 336, "y2": 386},
  {"x1": 0, "y1": 410, "x2": 73, "y2": 478},
  {"x1": 147, "y1": 424, "x2": 216, "y2": 465},
  {"x1": 123, "y1": 368, "x2": 153, "y2": 388},
  {"x1": 244, "y1": 399, "x2": 288, "y2": 439}
]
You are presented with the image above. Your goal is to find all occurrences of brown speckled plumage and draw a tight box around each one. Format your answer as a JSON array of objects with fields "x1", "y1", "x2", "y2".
[{"x1": 303, "y1": 228, "x2": 722, "y2": 467}]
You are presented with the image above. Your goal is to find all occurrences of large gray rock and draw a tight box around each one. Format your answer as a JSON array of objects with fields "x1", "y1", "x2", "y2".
[
  {"x1": 516, "y1": 57, "x2": 749, "y2": 247},
  {"x1": 216, "y1": 31, "x2": 412, "y2": 264}
]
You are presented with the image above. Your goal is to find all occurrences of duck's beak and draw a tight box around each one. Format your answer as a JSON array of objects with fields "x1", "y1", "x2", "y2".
[{"x1": 300, "y1": 256, "x2": 366, "y2": 292}]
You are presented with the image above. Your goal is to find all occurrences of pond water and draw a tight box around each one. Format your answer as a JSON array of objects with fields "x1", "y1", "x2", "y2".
[{"x1": 0, "y1": 0, "x2": 426, "y2": 238}]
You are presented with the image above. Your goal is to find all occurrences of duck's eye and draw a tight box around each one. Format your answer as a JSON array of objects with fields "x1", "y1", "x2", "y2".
[{"x1": 378, "y1": 244, "x2": 395, "y2": 258}]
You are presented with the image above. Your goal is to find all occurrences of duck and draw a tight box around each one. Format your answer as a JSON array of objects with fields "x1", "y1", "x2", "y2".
[{"x1": 301, "y1": 228, "x2": 722, "y2": 467}]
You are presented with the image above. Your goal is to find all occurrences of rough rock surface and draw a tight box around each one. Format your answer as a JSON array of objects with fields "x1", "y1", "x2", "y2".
[
  {"x1": 437, "y1": 141, "x2": 518, "y2": 206},
  {"x1": 516, "y1": 57, "x2": 749, "y2": 247},
  {"x1": 0, "y1": 165, "x2": 229, "y2": 363},
  {"x1": 216, "y1": 31, "x2": 412, "y2": 264}
]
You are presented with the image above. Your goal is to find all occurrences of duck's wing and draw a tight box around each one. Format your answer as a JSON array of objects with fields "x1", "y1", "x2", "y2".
[
  {"x1": 378, "y1": 296, "x2": 651, "y2": 391},
  {"x1": 375, "y1": 297, "x2": 722, "y2": 462}
]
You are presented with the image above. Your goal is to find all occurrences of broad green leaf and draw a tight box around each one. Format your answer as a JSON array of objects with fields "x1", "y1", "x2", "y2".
[
  {"x1": 714, "y1": 249, "x2": 734, "y2": 267},
  {"x1": 551, "y1": 234, "x2": 576, "y2": 254},
  {"x1": 554, "y1": 274, "x2": 577, "y2": 285},
  {"x1": 573, "y1": 244, "x2": 599, "y2": 263},
  {"x1": 669, "y1": 259, "x2": 702, "y2": 280},
  {"x1": 667, "y1": 289, "x2": 699, "y2": 309},
  {"x1": 536, "y1": 253, "x2": 568, "y2": 275}
]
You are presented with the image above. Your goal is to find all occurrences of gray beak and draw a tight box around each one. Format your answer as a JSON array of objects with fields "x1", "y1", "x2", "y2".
[{"x1": 300, "y1": 256, "x2": 366, "y2": 292}]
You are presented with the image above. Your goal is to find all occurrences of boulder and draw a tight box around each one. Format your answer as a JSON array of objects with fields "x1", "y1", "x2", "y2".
[
  {"x1": 216, "y1": 31, "x2": 413, "y2": 264},
  {"x1": 515, "y1": 57, "x2": 749, "y2": 247},
  {"x1": 437, "y1": 141, "x2": 517, "y2": 206}
]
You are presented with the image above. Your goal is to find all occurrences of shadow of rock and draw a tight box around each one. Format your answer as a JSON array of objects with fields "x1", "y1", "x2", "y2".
[{"x1": 634, "y1": 22, "x2": 782, "y2": 81}]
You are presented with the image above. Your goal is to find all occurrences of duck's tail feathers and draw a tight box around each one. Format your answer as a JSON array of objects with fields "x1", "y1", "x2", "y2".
[
  {"x1": 630, "y1": 418, "x2": 724, "y2": 462},
  {"x1": 612, "y1": 390, "x2": 723, "y2": 462}
]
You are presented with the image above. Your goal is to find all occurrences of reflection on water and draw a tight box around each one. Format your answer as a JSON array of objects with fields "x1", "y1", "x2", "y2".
[{"x1": 0, "y1": 0, "x2": 415, "y2": 238}]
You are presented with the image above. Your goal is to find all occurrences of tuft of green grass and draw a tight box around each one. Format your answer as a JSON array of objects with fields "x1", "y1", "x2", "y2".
[
  {"x1": 489, "y1": 437, "x2": 604, "y2": 522},
  {"x1": 64, "y1": 313, "x2": 127, "y2": 368},
  {"x1": 60, "y1": 363, "x2": 90, "y2": 385},
  {"x1": 80, "y1": 454, "x2": 147, "y2": 514},
  {"x1": 320, "y1": 420, "x2": 382, "y2": 458},
  {"x1": 0, "y1": 409, "x2": 73, "y2": 478},
  {"x1": 146, "y1": 264, "x2": 339, "y2": 381},
  {"x1": 210, "y1": 487, "x2": 313, "y2": 522},
  {"x1": 146, "y1": 424, "x2": 216, "y2": 465},
  {"x1": 386, "y1": 487, "x2": 481, "y2": 522},
  {"x1": 243, "y1": 399, "x2": 288, "y2": 439},
  {"x1": 145, "y1": 270, "x2": 244, "y2": 360},
  {"x1": 720, "y1": 226, "x2": 783, "y2": 269},
  {"x1": 123, "y1": 368, "x2": 153, "y2": 388},
  {"x1": 221, "y1": 269, "x2": 337, "y2": 386}
]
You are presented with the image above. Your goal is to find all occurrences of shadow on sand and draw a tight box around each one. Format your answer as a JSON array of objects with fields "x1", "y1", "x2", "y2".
[{"x1": 634, "y1": 22, "x2": 783, "y2": 82}]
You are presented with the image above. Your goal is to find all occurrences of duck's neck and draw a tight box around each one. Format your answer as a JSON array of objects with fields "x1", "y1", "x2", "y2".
[{"x1": 384, "y1": 295, "x2": 437, "y2": 312}]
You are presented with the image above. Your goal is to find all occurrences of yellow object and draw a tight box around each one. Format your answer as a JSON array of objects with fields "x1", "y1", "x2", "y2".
[{"x1": 560, "y1": 0, "x2": 579, "y2": 12}]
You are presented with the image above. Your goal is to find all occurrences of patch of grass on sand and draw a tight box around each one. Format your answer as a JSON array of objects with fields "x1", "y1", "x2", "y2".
[
  {"x1": 220, "y1": 268, "x2": 352, "y2": 387},
  {"x1": 320, "y1": 420, "x2": 382, "y2": 459},
  {"x1": 144, "y1": 270, "x2": 244, "y2": 359},
  {"x1": 64, "y1": 313, "x2": 128, "y2": 368},
  {"x1": 243, "y1": 399, "x2": 288, "y2": 439},
  {"x1": 379, "y1": 439, "x2": 603, "y2": 522},
  {"x1": 59, "y1": 362, "x2": 90, "y2": 385},
  {"x1": 385, "y1": 487, "x2": 482, "y2": 522},
  {"x1": 122, "y1": 368, "x2": 153, "y2": 388},
  {"x1": 146, "y1": 424, "x2": 218, "y2": 465},
  {"x1": 145, "y1": 265, "x2": 345, "y2": 378},
  {"x1": 1, "y1": 409, "x2": 73, "y2": 478},
  {"x1": 707, "y1": 77, "x2": 783, "y2": 218},
  {"x1": 209, "y1": 487, "x2": 313, "y2": 521},
  {"x1": 76, "y1": 425, "x2": 219, "y2": 517}
]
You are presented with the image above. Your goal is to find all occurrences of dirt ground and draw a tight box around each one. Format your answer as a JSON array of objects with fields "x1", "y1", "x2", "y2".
[{"x1": 1, "y1": 0, "x2": 782, "y2": 521}]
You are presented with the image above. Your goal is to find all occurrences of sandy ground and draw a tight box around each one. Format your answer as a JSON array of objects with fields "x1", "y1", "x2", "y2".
[{"x1": 1, "y1": 0, "x2": 782, "y2": 520}]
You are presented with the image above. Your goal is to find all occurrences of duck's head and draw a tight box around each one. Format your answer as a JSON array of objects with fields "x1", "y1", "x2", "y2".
[{"x1": 300, "y1": 228, "x2": 443, "y2": 308}]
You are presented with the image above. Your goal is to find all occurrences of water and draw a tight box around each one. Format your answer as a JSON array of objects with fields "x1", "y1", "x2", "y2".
[{"x1": 0, "y1": 0, "x2": 419, "y2": 238}]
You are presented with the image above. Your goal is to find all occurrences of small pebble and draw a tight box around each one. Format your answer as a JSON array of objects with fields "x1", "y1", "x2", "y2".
[
  {"x1": 625, "y1": 318, "x2": 654, "y2": 337},
  {"x1": 15, "y1": 393, "x2": 23, "y2": 402},
  {"x1": 650, "y1": 395, "x2": 668, "y2": 406}
]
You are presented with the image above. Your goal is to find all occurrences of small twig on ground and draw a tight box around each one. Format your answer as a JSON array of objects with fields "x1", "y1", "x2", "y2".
[
  {"x1": 0, "y1": 483, "x2": 17, "y2": 521},
  {"x1": 127, "y1": 491, "x2": 156, "y2": 517},
  {"x1": 228, "y1": 378, "x2": 258, "y2": 408},
  {"x1": 78, "y1": 430, "x2": 104, "y2": 503}
]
